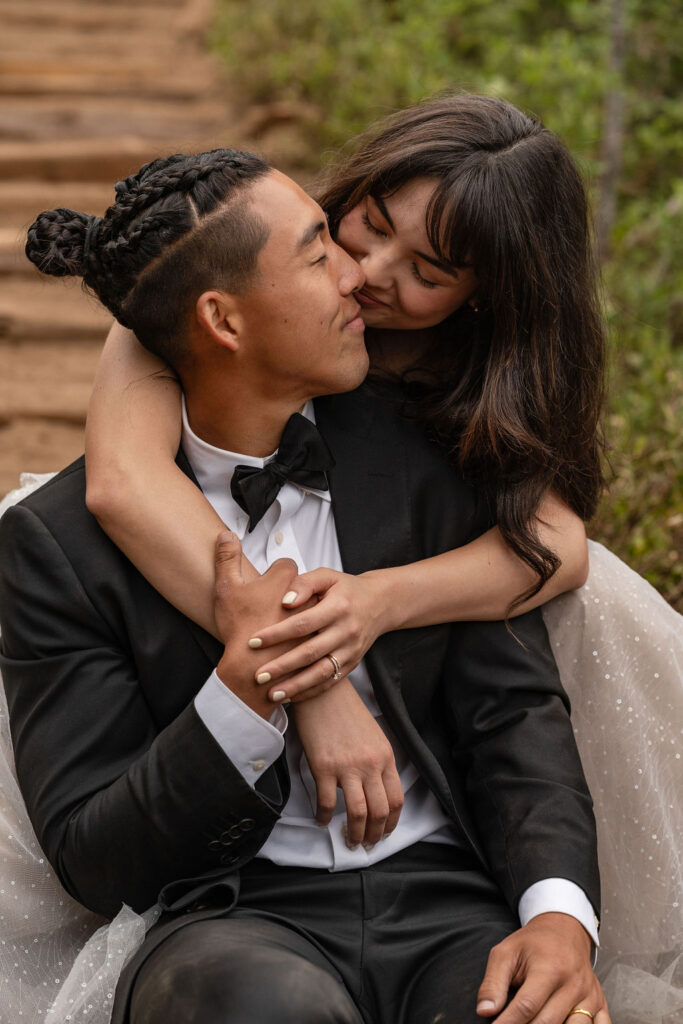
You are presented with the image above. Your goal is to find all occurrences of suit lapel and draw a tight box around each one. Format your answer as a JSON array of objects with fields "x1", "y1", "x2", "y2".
[
  {"x1": 314, "y1": 390, "x2": 483, "y2": 838},
  {"x1": 314, "y1": 390, "x2": 412, "y2": 577}
]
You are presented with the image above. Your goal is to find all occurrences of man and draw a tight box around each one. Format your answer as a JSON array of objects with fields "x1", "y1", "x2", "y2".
[{"x1": 0, "y1": 158, "x2": 609, "y2": 1023}]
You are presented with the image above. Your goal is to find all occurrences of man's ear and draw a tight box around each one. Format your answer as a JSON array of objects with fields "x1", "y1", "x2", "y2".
[{"x1": 195, "y1": 290, "x2": 243, "y2": 352}]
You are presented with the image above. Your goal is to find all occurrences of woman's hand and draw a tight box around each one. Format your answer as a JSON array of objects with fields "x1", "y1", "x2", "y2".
[
  {"x1": 292, "y1": 680, "x2": 404, "y2": 848},
  {"x1": 248, "y1": 569, "x2": 392, "y2": 702}
]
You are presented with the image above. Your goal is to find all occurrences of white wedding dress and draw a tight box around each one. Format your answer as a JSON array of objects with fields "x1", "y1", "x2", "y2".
[{"x1": 0, "y1": 474, "x2": 681, "y2": 1023}]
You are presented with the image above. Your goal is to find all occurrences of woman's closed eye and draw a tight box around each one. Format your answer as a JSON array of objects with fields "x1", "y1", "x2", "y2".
[
  {"x1": 362, "y1": 212, "x2": 387, "y2": 237},
  {"x1": 411, "y1": 263, "x2": 439, "y2": 288},
  {"x1": 362, "y1": 211, "x2": 440, "y2": 288}
]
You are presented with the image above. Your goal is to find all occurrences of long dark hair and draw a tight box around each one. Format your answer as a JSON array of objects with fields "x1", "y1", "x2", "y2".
[
  {"x1": 317, "y1": 94, "x2": 607, "y2": 608},
  {"x1": 25, "y1": 149, "x2": 270, "y2": 369}
]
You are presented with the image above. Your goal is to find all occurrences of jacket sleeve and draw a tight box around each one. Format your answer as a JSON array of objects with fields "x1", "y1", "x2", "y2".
[
  {"x1": 0, "y1": 503, "x2": 286, "y2": 918},
  {"x1": 443, "y1": 609, "x2": 600, "y2": 916}
]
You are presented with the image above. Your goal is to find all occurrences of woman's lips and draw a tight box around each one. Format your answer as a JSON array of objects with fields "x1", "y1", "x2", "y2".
[{"x1": 357, "y1": 289, "x2": 389, "y2": 309}]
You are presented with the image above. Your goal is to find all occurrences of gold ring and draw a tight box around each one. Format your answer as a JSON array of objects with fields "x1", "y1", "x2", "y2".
[
  {"x1": 568, "y1": 1011, "x2": 594, "y2": 1021},
  {"x1": 325, "y1": 654, "x2": 342, "y2": 681}
]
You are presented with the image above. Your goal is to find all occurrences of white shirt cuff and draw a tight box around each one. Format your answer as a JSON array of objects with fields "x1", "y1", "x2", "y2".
[
  {"x1": 519, "y1": 878, "x2": 600, "y2": 954},
  {"x1": 194, "y1": 669, "x2": 287, "y2": 784}
]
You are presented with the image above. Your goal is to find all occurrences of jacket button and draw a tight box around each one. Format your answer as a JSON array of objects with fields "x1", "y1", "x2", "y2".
[
  {"x1": 220, "y1": 830, "x2": 234, "y2": 844},
  {"x1": 208, "y1": 839, "x2": 222, "y2": 851},
  {"x1": 228, "y1": 824, "x2": 243, "y2": 840},
  {"x1": 239, "y1": 818, "x2": 255, "y2": 831},
  {"x1": 220, "y1": 853, "x2": 239, "y2": 866}
]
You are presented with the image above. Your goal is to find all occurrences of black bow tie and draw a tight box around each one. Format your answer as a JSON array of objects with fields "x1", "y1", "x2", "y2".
[{"x1": 230, "y1": 413, "x2": 335, "y2": 532}]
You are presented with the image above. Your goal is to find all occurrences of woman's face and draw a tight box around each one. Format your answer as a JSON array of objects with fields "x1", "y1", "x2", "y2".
[{"x1": 336, "y1": 177, "x2": 477, "y2": 331}]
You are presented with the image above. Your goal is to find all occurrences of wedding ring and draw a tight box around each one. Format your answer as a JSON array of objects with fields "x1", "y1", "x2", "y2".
[
  {"x1": 325, "y1": 654, "x2": 342, "y2": 681},
  {"x1": 568, "y1": 1011, "x2": 594, "y2": 1021}
]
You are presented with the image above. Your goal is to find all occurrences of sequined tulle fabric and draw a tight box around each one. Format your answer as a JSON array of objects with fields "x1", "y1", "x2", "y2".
[
  {"x1": 542, "y1": 541, "x2": 683, "y2": 1022},
  {"x1": 0, "y1": 477, "x2": 681, "y2": 1022},
  {"x1": 0, "y1": 476, "x2": 158, "y2": 1024}
]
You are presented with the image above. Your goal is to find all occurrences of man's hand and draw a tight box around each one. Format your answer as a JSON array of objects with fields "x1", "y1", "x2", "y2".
[
  {"x1": 293, "y1": 680, "x2": 404, "y2": 848},
  {"x1": 214, "y1": 530, "x2": 302, "y2": 718},
  {"x1": 477, "y1": 913, "x2": 611, "y2": 1023}
]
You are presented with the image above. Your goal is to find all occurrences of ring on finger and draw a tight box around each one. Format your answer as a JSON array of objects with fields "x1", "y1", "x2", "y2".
[
  {"x1": 325, "y1": 654, "x2": 343, "y2": 681},
  {"x1": 568, "y1": 1011, "x2": 594, "y2": 1021}
]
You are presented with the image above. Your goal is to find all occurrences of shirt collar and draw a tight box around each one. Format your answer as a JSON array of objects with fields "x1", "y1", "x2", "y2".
[{"x1": 180, "y1": 397, "x2": 331, "y2": 515}]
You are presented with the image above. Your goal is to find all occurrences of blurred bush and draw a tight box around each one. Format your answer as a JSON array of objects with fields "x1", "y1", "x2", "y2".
[{"x1": 213, "y1": 0, "x2": 683, "y2": 608}]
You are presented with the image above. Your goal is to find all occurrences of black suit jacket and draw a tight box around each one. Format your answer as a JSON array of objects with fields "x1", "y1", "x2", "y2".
[{"x1": 0, "y1": 385, "x2": 599, "y2": 926}]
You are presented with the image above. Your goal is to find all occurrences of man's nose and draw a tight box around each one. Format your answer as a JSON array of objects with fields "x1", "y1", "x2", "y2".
[{"x1": 337, "y1": 245, "x2": 365, "y2": 295}]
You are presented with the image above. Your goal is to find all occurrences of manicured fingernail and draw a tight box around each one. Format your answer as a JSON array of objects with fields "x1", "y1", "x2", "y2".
[
  {"x1": 362, "y1": 842, "x2": 375, "y2": 851},
  {"x1": 271, "y1": 690, "x2": 287, "y2": 702},
  {"x1": 248, "y1": 637, "x2": 262, "y2": 649},
  {"x1": 282, "y1": 591, "x2": 297, "y2": 606},
  {"x1": 477, "y1": 1000, "x2": 496, "y2": 1013},
  {"x1": 316, "y1": 821, "x2": 328, "y2": 828},
  {"x1": 256, "y1": 672, "x2": 271, "y2": 684},
  {"x1": 346, "y1": 842, "x2": 360, "y2": 851}
]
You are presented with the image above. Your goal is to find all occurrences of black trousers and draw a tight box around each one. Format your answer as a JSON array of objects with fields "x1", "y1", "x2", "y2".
[{"x1": 128, "y1": 844, "x2": 518, "y2": 1024}]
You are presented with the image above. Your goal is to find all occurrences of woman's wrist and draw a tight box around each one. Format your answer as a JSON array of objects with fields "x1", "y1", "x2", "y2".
[{"x1": 358, "y1": 567, "x2": 409, "y2": 636}]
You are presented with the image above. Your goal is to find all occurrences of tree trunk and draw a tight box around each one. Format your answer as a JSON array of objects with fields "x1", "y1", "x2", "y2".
[{"x1": 597, "y1": 0, "x2": 625, "y2": 263}]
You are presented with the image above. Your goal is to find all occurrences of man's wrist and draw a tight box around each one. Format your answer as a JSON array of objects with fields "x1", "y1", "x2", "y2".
[
  {"x1": 519, "y1": 878, "x2": 599, "y2": 951},
  {"x1": 527, "y1": 911, "x2": 592, "y2": 953},
  {"x1": 196, "y1": 670, "x2": 287, "y2": 783},
  {"x1": 217, "y1": 650, "x2": 276, "y2": 720}
]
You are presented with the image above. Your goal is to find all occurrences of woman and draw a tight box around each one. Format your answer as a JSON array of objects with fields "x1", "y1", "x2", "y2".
[{"x1": 1, "y1": 95, "x2": 680, "y2": 1020}]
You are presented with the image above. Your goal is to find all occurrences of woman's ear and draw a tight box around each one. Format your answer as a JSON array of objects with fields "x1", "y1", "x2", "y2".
[{"x1": 195, "y1": 290, "x2": 243, "y2": 352}]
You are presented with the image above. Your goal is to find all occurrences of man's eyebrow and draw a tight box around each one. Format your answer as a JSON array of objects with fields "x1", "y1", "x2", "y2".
[{"x1": 296, "y1": 220, "x2": 326, "y2": 252}]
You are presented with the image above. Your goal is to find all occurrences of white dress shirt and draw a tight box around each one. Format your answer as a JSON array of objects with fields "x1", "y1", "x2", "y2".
[{"x1": 184, "y1": 398, "x2": 599, "y2": 945}]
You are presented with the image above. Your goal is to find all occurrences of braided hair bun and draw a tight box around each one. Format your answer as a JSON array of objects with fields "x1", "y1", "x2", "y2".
[
  {"x1": 23, "y1": 149, "x2": 270, "y2": 367},
  {"x1": 25, "y1": 208, "x2": 101, "y2": 278}
]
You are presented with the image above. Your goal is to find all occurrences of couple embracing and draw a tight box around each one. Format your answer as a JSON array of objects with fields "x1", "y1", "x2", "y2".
[{"x1": 2, "y1": 93, "x2": 675, "y2": 1022}]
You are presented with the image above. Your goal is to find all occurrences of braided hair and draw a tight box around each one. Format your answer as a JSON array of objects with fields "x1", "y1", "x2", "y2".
[{"x1": 25, "y1": 149, "x2": 271, "y2": 367}]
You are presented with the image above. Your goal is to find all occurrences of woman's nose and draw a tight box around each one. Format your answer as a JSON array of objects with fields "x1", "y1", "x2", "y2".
[{"x1": 358, "y1": 246, "x2": 392, "y2": 290}]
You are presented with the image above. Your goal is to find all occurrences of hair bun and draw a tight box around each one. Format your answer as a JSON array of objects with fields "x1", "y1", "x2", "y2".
[{"x1": 25, "y1": 208, "x2": 97, "y2": 278}]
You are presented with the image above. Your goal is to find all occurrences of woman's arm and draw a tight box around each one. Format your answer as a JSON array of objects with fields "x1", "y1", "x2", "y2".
[
  {"x1": 246, "y1": 494, "x2": 589, "y2": 700},
  {"x1": 85, "y1": 321, "x2": 226, "y2": 636},
  {"x1": 374, "y1": 490, "x2": 589, "y2": 628},
  {"x1": 86, "y1": 327, "x2": 587, "y2": 683}
]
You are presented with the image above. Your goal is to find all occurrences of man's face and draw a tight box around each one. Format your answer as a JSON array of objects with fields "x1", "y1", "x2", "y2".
[{"x1": 235, "y1": 170, "x2": 369, "y2": 403}]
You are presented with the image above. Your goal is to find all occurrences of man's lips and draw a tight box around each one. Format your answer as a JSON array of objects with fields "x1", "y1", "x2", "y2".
[
  {"x1": 344, "y1": 303, "x2": 365, "y2": 330},
  {"x1": 356, "y1": 288, "x2": 389, "y2": 309}
]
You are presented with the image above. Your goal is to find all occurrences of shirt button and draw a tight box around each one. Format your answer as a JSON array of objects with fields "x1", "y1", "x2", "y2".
[
  {"x1": 274, "y1": 531, "x2": 284, "y2": 545},
  {"x1": 252, "y1": 759, "x2": 266, "y2": 771}
]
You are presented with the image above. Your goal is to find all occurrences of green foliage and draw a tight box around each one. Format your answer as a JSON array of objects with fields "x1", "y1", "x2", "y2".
[{"x1": 213, "y1": 0, "x2": 683, "y2": 609}]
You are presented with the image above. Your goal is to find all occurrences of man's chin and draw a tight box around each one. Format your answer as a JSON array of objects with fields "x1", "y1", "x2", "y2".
[{"x1": 318, "y1": 355, "x2": 370, "y2": 398}]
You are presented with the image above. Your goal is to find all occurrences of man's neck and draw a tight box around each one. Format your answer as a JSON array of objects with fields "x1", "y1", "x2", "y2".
[{"x1": 183, "y1": 382, "x2": 311, "y2": 457}]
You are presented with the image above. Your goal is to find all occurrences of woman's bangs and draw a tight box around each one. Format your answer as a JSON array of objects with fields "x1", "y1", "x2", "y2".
[{"x1": 426, "y1": 182, "x2": 474, "y2": 273}]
